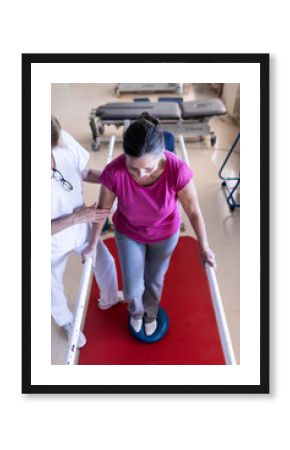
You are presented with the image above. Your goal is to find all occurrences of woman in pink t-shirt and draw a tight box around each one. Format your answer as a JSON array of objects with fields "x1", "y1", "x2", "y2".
[{"x1": 83, "y1": 113, "x2": 216, "y2": 336}]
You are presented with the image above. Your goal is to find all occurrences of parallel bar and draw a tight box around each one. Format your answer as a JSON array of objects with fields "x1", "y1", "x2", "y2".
[
  {"x1": 106, "y1": 135, "x2": 116, "y2": 165},
  {"x1": 65, "y1": 257, "x2": 92, "y2": 365},
  {"x1": 178, "y1": 134, "x2": 190, "y2": 166},
  {"x1": 179, "y1": 134, "x2": 236, "y2": 364},
  {"x1": 205, "y1": 264, "x2": 237, "y2": 365},
  {"x1": 107, "y1": 136, "x2": 117, "y2": 213},
  {"x1": 65, "y1": 137, "x2": 116, "y2": 365}
]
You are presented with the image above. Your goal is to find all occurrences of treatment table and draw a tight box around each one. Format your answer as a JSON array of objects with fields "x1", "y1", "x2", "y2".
[
  {"x1": 115, "y1": 83, "x2": 184, "y2": 96},
  {"x1": 89, "y1": 98, "x2": 227, "y2": 150}
]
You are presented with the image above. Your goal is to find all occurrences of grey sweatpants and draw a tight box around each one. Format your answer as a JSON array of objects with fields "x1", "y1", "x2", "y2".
[{"x1": 115, "y1": 230, "x2": 179, "y2": 323}]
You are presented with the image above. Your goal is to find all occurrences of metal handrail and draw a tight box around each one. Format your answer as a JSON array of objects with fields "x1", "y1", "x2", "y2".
[
  {"x1": 205, "y1": 264, "x2": 236, "y2": 365},
  {"x1": 65, "y1": 257, "x2": 93, "y2": 365},
  {"x1": 65, "y1": 136, "x2": 116, "y2": 364},
  {"x1": 178, "y1": 134, "x2": 236, "y2": 365}
]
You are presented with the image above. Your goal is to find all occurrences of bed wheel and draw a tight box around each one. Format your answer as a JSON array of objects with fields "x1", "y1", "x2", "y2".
[
  {"x1": 98, "y1": 124, "x2": 105, "y2": 135},
  {"x1": 229, "y1": 204, "x2": 235, "y2": 211},
  {"x1": 95, "y1": 119, "x2": 105, "y2": 136},
  {"x1": 221, "y1": 181, "x2": 226, "y2": 187},
  {"x1": 210, "y1": 135, "x2": 217, "y2": 146}
]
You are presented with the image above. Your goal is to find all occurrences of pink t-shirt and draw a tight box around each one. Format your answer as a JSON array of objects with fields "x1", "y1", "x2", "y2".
[{"x1": 99, "y1": 150, "x2": 193, "y2": 243}]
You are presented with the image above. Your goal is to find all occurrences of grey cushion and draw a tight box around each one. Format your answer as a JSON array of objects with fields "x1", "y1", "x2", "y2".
[
  {"x1": 96, "y1": 102, "x2": 181, "y2": 120},
  {"x1": 181, "y1": 99, "x2": 227, "y2": 119}
]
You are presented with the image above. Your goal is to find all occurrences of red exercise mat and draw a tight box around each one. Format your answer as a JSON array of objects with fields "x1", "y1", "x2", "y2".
[{"x1": 79, "y1": 236, "x2": 225, "y2": 365}]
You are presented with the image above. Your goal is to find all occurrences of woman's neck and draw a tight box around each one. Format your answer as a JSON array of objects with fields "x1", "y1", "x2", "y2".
[{"x1": 135, "y1": 154, "x2": 167, "y2": 186}]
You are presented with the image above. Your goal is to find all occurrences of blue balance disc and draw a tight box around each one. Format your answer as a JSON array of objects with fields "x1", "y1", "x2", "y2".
[{"x1": 128, "y1": 307, "x2": 169, "y2": 343}]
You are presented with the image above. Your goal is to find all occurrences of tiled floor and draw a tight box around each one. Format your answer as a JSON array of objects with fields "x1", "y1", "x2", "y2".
[{"x1": 51, "y1": 83, "x2": 240, "y2": 365}]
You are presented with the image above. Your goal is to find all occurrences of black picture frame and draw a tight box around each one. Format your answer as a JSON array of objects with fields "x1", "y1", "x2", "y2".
[{"x1": 22, "y1": 53, "x2": 269, "y2": 394}]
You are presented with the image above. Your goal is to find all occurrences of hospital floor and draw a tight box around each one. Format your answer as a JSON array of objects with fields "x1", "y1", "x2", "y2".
[{"x1": 51, "y1": 83, "x2": 240, "y2": 365}]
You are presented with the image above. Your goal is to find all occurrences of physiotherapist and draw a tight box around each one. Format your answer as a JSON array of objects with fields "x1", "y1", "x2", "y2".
[{"x1": 51, "y1": 116, "x2": 123, "y2": 348}]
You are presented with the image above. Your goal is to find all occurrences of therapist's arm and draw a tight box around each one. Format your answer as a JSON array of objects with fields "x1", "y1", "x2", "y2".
[
  {"x1": 81, "y1": 186, "x2": 116, "y2": 263},
  {"x1": 82, "y1": 169, "x2": 102, "y2": 184},
  {"x1": 178, "y1": 179, "x2": 216, "y2": 268},
  {"x1": 51, "y1": 205, "x2": 110, "y2": 235}
]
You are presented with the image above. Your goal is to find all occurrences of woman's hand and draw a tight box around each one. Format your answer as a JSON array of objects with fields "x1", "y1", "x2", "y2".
[
  {"x1": 73, "y1": 204, "x2": 110, "y2": 224},
  {"x1": 178, "y1": 181, "x2": 216, "y2": 270},
  {"x1": 81, "y1": 243, "x2": 97, "y2": 265},
  {"x1": 199, "y1": 245, "x2": 217, "y2": 270}
]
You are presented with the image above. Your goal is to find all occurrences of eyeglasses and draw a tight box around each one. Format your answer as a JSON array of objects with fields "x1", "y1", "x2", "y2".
[{"x1": 51, "y1": 168, "x2": 73, "y2": 191}]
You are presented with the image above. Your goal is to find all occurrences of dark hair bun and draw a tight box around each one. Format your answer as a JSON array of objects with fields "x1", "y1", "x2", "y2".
[
  {"x1": 139, "y1": 112, "x2": 160, "y2": 126},
  {"x1": 123, "y1": 113, "x2": 164, "y2": 157}
]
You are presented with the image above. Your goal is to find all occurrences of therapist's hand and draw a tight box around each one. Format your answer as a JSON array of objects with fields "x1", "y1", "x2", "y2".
[
  {"x1": 81, "y1": 243, "x2": 97, "y2": 266},
  {"x1": 73, "y1": 204, "x2": 110, "y2": 224}
]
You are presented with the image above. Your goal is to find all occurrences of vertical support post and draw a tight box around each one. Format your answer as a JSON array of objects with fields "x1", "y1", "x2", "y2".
[
  {"x1": 65, "y1": 258, "x2": 93, "y2": 365},
  {"x1": 106, "y1": 135, "x2": 116, "y2": 165},
  {"x1": 205, "y1": 264, "x2": 236, "y2": 365}
]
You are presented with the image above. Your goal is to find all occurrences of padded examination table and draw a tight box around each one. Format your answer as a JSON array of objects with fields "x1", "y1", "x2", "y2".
[
  {"x1": 95, "y1": 98, "x2": 226, "y2": 121},
  {"x1": 95, "y1": 101, "x2": 181, "y2": 120},
  {"x1": 90, "y1": 98, "x2": 227, "y2": 150},
  {"x1": 181, "y1": 99, "x2": 226, "y2": 118}
]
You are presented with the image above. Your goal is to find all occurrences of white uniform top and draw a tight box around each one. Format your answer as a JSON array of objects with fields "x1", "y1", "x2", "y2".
[{"x1": 51, "y1": 130, "x2": 90, "y2": 255}]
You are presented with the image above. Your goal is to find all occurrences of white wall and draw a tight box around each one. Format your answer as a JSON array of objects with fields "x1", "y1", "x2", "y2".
[
  {"x1": 222, "y1": 83, "x2": 240, "y2": 123},
  {"x1": 2, "y1": 1, "x2": 287, "y2": 450}
]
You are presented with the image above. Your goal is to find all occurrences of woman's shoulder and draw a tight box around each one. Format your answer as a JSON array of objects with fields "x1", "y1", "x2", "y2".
[
  {"x1": 164, "y1": 150, "x2": 188, "y2": 170},
  {"x1": 164, "y1": 149, "x2": 193, "y2": 189},
  {"x1": 100, "y1": 154, "x2": 126, "y2": 191}
]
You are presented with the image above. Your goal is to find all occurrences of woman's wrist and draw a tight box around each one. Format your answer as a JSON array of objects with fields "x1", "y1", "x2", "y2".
[{"x1": 199, "y1": 241, "x2": 209, "y2": 252}]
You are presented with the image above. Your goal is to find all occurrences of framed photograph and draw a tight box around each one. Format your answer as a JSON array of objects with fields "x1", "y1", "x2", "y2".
[{"x1": 22, "y1": 53, "x2": 269, "y2": 394}]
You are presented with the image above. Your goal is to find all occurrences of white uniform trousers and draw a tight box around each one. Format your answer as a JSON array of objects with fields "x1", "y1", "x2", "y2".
[{"x1": 51, "y1": 239, "x2": 118, "y2": 326}]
